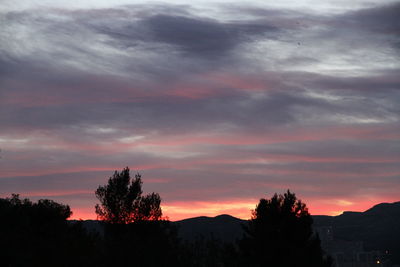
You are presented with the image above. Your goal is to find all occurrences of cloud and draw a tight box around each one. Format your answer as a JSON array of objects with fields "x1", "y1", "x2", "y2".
[{"x1": 0, "y1": 2, "x2": 399, "y2": 219}]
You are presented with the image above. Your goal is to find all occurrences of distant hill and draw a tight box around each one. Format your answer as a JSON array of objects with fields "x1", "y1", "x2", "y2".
[
  {"x1": 313, "y1": 201, "x2": 400, "y2": 264},
  {"x1": 174, "y1": 214, "x2": 246, "y2": 243},
  {"x1": 173, "y1": 201, "x2": 400, "y2": 263},
  {"x1": 78, "y1": 201, "x2": 400, "y2": 263}
]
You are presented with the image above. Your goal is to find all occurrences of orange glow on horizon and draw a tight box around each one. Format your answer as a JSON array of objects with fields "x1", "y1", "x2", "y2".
[{"x1": 68, "y1": 197, "x2": 399, "y2": 221}]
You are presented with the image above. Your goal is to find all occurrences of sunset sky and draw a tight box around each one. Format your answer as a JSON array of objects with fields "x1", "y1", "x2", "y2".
[{"x1": 0, "y1": 0, "x2": 399, "y2": 221}]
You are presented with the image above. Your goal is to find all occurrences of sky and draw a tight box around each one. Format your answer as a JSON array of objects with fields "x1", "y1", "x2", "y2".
[{"x1": 0, "y1": 0, "x2": 399, "y2": 221}]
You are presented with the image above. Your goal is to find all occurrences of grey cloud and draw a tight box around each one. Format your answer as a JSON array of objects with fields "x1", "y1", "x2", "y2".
[
  {"x1": 91, "y1": 11, "x2": 278, "y2": 59},
  {"x1": 302, "y1": 72, "x2": 400, "y2": 92},
  {"x1": 0, "y1": 171, "x2": 106, "y2": 195},
  {"x1": 143, "y1": 14, "x2": 276, "y2": 57},
  {"x1": 1, "y1": 69, "x2": 398, "y2": 135},
  {"x1": 0, "y1": 88, "x2": 301, "y2": 133},
  {"x1": 206, "y1": 138, "x2": 400, "y2": 162},
  {"x1": 128, "y1": 163, "x2": 399, "y2": 201},
  {"x1": 338, "y1": 2, "x2": 400, "y2": 34}
]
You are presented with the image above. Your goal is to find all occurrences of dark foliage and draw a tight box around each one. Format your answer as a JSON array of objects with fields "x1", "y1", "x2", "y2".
[
  {"x1": 178, "y1": 235, "x2": 241, "y2": 267},
  {"x1": 95, "y1": 167, "x2": 162, "y2": 224},
  {"x1": 101, "y1": 220, "x2": 181, "y2": 267},
  {"x1": 239, "y1": 190, "x2": 333, "y2": 267},
  {"x1": 0, "y1": 194, "x2": 98, "y2": 267}
]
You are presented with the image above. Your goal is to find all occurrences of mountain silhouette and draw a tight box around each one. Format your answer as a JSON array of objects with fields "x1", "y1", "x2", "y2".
[
  {"x1": 313, "y1": 201, "x2": 400, "y2": 264},
  {"x1": 77, "y1": 201, "x2": 400, "y2": 264},
  {"x1": 175, "y1": 214, "x2": 245, "y2": 243}
]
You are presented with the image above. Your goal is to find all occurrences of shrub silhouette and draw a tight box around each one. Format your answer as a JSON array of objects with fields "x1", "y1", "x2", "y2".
[
  {"x1": 95, "y1": 167, "x2": 162, "y2": 224},
  {"x1": 240, "y1": 190, "x2": 333, "y2": 267}
]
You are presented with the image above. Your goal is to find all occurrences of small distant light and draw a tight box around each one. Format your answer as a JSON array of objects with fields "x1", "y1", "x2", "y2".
[{"x1": 376, "y1": 260, "x2": 380, "y2": 264}]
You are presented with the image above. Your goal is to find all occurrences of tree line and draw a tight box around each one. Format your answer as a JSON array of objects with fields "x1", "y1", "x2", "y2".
[{"x1": 0, "y1": 167, "x2": 333, "y2": 267}]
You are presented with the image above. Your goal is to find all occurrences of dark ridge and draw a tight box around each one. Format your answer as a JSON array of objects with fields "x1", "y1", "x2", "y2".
[
  {"x1": 364, "y1": 201, "x2": 400, "y2": 214},
  {"x1": 313, "y1": 201, "x2": 400, "y2": 264},
  {"x1": 174, "y1": 214, "x2": 246, "y2": 243},
  {"x1": 71, "y1": 201, "x2": 400, "y2": 263}
]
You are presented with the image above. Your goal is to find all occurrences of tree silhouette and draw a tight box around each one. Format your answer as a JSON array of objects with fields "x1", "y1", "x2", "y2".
[
  {"x1": 240, "y1": 190, "x2": 332, "y2": 267},
  {"x1": 95, "y1": 168, "x2": 182, "y2": 266},
  {"x1": 0, "y1": 194, "x2": 97, "y2": 267},
  {"x1": 95, "y1": 167, "x2": 162, "y2": 224}
]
